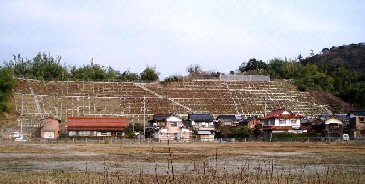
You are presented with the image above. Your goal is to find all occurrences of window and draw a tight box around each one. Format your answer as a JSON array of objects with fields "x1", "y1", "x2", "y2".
[
  {"x1": 359, "y1": 117, "x2": 365, "y2": 123},
  {"x1": 291, "y1": 120, "x2": 297, "y2": 125},
  {"x1": 170, "y1": 122, "x2": 178, "y2": 127},
  {"x1": 79, "y1": 131, "x2": 90, "y2": 136},
  {"x1": 329, "y1": 123, "x2": 339, "y2": 131},
  {"x1": 264, "y1": 120, "x2": 274, "y2": 126},
  {"x1": 159, "y1": 122, "x2": 166, "y2": 127},
  {"x1": 279, "y1": 119, "x2": 286, "y2": 125},
  {"x1": 69, "y1": 131, "x2": 76, "y2": 136}
]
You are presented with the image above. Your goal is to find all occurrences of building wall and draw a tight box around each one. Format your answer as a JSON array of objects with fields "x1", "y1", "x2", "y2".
[
  {"x1": 41, "y1": 118, "x2": 60, "y2": 139},
  {"x1": 68, "y1": 131, "x2": 121, "y2": 137},
  {"x1": 264, "y1": 118, "x2": 300, "y2": 127},
  {"x1": 274, "y1": 119, "x2": 301, "y2": 127},
  {"x1": 198, "y1": 134, "x2": 214, "y2": 141},
  {"x1": 355, "y1": 116, "x2": 365, "y2": 137},
  {"x1": 191, "y1": 121, "x2": 214, "y2": 128},
  {"x1": 154, "y1": 116, "x2": 192, "y2": 141}
]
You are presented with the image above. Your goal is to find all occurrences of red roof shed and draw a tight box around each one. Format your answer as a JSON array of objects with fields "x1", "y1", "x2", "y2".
[{"x1": 66, "y1": 117, "x2": 128, "y2": 131}]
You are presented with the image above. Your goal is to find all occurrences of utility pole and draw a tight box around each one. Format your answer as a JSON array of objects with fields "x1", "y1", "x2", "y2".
[
  {"x1": 143, "y1": 96, "x2": 146, "y2": 137},
  {"x1": 21, "y1": 93, "x2": 23, "y2": 136},
  {"x1": 264, "y1": 96, "x2": 267, "y2": 117}
]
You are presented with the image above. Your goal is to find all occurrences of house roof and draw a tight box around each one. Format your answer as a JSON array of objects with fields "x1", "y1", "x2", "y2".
[
  {"x1": 188, "y1": 113, "x2": 214, "y2": 122},
  {"x1": 321, "y1": 114, "x2": 349, "y2": 121},
  {"x1": 217, "y1": 115, "x2": 243, "y2": 122},
  {"x1": 67, "y1": 117, "x2": 128, "y2": 131},
  {"x1": 263, "y1": 109, "x2": 304, "y2": 119},
  {"x1": 152, "y1": 114, "x2": 171, "y2": 121},
  {"x1": 348, "y1": 111, "x2": 365, "y2": 117}
]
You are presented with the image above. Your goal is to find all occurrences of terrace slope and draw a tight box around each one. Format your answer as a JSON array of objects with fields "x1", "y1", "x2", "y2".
[{"x1": 13, "y1": 79, "x2": 335, "y2": 124}]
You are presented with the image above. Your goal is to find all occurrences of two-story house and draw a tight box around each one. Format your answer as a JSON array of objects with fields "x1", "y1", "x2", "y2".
[
  {"x1": 324, "y1": 117, "x2": 343, "y2": 138},
  {"x1": 154, "y1": 116, "x2": 192, "y2": 141},
  {"x1": 262, "y1": 109, "x2": 305, "y2": 136},
  {"x1": 188, "y1": 113, "x2": 215, "y2": 141}
]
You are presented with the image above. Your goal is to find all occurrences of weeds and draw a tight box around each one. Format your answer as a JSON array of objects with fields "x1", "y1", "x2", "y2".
[{"x1": 0, "y1": 163, "x2": 362, "y2": 184}]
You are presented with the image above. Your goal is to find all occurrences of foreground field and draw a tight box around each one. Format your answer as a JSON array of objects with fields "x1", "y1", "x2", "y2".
[{"x1": 0, "y1": 141, "x2": 364, "y2": 183}]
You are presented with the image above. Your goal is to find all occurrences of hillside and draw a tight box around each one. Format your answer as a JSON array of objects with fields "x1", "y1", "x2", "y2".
[
  {"x1": 12, "y1": 78, "x2": 344, "y2": 125},
  {"x1": 299, "y1": 43, "x2": 365, "y2": 109},
  {"x1": 302, "y1": 43, "x2": 365, "y2": 72}
]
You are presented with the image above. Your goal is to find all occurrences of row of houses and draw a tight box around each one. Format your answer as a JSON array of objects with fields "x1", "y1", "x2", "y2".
[{"x1": 38, "y1": 109, "x2": 365, "y2": 141}]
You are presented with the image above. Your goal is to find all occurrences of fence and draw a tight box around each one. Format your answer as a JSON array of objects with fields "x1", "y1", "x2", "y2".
[{"x1": 4, "y1": 136, "x2": 365, "y2": 144}]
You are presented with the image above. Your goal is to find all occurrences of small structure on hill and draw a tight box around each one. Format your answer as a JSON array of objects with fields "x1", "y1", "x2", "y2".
[
  {"x1": 262, "y1": 109, "x2": 305, "y2": 137},
  {"x1": 188, "y1": 113, "x2": 215, "y2": 141},
  {"x1": 40, "y1": 117, "x2": 61, "y2": 139},
  {"x1": 66, "y1": 117, "x2": 128, "y2": 137},
  {"x1": 153, "y1": 115, "x2": 192, "y2": 141},
  {"x1": 219, "y1": 74, "x2": 270, "y2": 81}
]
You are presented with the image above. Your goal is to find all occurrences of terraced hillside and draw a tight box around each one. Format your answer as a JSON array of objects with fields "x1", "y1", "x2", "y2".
[{"x1": 13, "y1": 79, "x2": 331, "y2": 124}]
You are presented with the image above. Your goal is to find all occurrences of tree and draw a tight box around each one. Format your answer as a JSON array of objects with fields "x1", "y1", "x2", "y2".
[
  {"x1": 140, "y1": 66, "x2": 159, "y2": 82},
  {"x1": 163, "y1": 75, "x2": 184, "y2": 84},
  {"x1": 119, "y1": 70, "x2": 140, "y2": 81},
  {"x1": 123, "y1": 123, "x2": 144, "y2": 138},
  {"x1": 187, "y1": 64, "x2": 203, "y2": 76},
  {"x1": 71, "y1": 61, "x2": 106, "y2": 81},
  {"x1": 297, "y1": 54, "x2": 303, "y2": 62},
  {"x1": 239, "y1": 58, "x2": 267, "y2": 73},
  {"x1": 0, "y1": 67, "x2": 17, "y2": 113},
  {"x1": 5, "y1": 53, "x2": 68, "y2": 80}
]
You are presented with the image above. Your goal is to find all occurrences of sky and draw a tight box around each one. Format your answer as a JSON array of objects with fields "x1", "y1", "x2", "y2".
[{"x1": 0, "y1": 0, "x2": 364, "y2": 78}]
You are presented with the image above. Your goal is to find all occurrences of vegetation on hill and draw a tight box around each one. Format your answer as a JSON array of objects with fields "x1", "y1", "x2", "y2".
[
  {"x1": 239, "y1": 43, "x2": 365, "y2": 109},
  {"x1": 3, "y1": 53, "x2": 159, "y2": 82},
  {"x1": 301, "y1": 43, "x2": 365, "y2": 72},
  {"x1": 1, "y1": 43, "x2": 364, "y2": 113},
  {"x1": 0, "y1": 67, "x2": 17, "y2": 114}
]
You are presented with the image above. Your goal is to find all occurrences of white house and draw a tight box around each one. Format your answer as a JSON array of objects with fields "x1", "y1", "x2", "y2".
[
  {"x1": 154, "y1": 116, "x2": 192, "y2": 141},
  {"x1": 262, "y1": 109, "x2": 305, "y2": 134}
]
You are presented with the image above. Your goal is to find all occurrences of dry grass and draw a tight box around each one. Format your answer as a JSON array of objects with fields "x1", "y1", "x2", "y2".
[{"x1": 0, "y1": 141, "x2": 364, "y2": 183}]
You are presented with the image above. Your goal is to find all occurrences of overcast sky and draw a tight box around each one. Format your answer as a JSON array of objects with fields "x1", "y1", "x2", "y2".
[{"x1": 1, "y1": 0, "x2": 364, "y2": 78}]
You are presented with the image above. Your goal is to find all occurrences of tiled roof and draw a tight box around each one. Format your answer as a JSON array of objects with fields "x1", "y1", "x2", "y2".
[
  {"x1": 153, "y1": 114, "x2": 171, "y2": 121},
  {"x1": 188, "y1": 113, "x2": 214, "y2": 122},
  {"x1": 67, "y1": 117, "x2": 128, "y2": 131},
  {"x1": 217, "y1": 115, "x2": 243, "y2": 121},
  {"x1": 264, "y1": 109, "x2": 304, "y2": 119},
  {"x1": 349, "y1": 111, "x2": 365, "y2": 117}
]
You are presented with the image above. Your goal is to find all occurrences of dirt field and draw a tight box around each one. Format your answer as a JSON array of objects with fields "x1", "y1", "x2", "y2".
[{"x1": 0, "y1": 141, "x2": 364, "y2": 183}]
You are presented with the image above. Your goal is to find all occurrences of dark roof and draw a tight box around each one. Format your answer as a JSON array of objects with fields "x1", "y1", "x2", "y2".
[
  {"x1": 188, "y1": 113, "x2": 214, "y2": 122},
  {"x1": 348, "y1": 111, "x2": 365, "y2": 117},
  {"x1": 320, "y1": 114, "x2": 350, "y2": 121},
  {"x1": 152, "y1": 114, "x2": 171, "y2": 121},
  {"x1": 217, "y1": 115, "x2": 243, "y2": 122}
]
